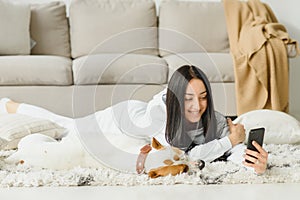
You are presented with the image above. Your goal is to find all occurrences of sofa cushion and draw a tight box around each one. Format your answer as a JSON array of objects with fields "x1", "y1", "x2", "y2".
[
  {"x1": 163, "y1": 53, "x2": 234, "y2": 83},
  {"x1": 30, "y1": 1, "x2": 70, "y2": 57},
  {"x1": 0, "y1": 0, "x2": 30, "y2": 55},
  {"x1": 72, "y1": 54, "x2": 168, "y2": 85},
  {"x1": 159, "y1": 1, "x2": 229, "y2": 56},
  {"x1": 69, "y1": 0, "x2": 158, "y2": 58},
  {"x1": 0, "y1": 113, "x2": 66, "y2": 150},
  {"x1": 0, "y1": 56, "x2": 72, "y2": 85}
]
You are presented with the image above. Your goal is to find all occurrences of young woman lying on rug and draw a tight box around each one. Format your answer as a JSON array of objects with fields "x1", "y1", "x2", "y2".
[
  {"x1": 163, "y1": 65, "x2": 268, "y2": 175},
  {"x1": 0, "y1": 65, "x2": 268, "y2": 176}
]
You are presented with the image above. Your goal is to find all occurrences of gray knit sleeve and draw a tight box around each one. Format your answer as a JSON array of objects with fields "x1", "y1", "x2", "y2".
[{"x1": 215, "y1": 111, "x2": 230, "y2": 138}]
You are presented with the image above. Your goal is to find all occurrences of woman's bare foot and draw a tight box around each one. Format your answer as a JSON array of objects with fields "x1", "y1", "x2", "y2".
[{"x1": 6, "y1": 101, "x2": 20, "y2": 113}]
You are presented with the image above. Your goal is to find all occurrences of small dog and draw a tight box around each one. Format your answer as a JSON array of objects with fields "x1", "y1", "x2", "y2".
[
  {"x1": 144, "y1": 138, "x2": 205, "y2": 178},
  {"x1": 140, "y1": 137, "x2": 190, "y2": 178}
]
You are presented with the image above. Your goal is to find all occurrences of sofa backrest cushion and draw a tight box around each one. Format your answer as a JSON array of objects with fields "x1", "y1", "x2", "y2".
[
  {"x1": 159, "y1": 1, "x2": 229, "y2": 56},
  {"x1": 163, "y1": 52, "x2": 235, "y2": 83},
  {"x1": 69, "y1": 0, "x2": 158, "y2": 59},
  {"x1": 30, "y1": 1, "x2": 71, "y2": 57},
  {"x1": 0, "y1": 0, "x2": 31, "y2": 55}
]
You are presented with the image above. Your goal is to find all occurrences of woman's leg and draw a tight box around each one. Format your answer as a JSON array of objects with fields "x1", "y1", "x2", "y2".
[
  {"x1": 6, "y1": 100, "x2": 20, "y2": 114},
  {"x1": 0, "y1": 98, "x2": 13, "y2": 113},
  {"x1": 2, "y1": 98, "x2": 72, "y2": 128},
  {"x1": 3, "y1": 99, "x2": 82, "y2": 169}
]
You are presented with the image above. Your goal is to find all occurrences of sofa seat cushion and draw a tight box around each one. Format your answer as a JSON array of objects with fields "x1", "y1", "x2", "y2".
[
  {"x1": 69, "y1": 0, "x2": 158, "y2": 58},
  {"x1": 159, "y1": 1, "x2": 229, "y2": 56},
  {"x1": 163, "y1": 53, "x2": 234, "y2": 83},
  {"x1": 0, "y1": 56, "x2": 72, "y2": 86},
  {"x1": 73, "y1": 54, "x2": 168, "y2": 85}
]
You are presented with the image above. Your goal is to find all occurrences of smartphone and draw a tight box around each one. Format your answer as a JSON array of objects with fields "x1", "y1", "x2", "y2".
[{"x1": 245, "y1": 127, "x2": 265, "y2": 163}]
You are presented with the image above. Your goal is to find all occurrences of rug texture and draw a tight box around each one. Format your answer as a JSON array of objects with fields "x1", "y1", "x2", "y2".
[{"x1": 1, "y1": 144, "x2": 300, "y2": 187}]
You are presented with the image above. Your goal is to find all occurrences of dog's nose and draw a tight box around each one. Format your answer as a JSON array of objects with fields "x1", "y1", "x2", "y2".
[{"x1": 197, "y1": 160, "x2": 205, "y2": 170}]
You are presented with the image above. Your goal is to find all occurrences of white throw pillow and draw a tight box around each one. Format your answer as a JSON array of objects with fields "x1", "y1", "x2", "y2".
[
  {"x1": 0, "y1": 0, "x2": 31, "y2": 55},
  {"x1": 0, "y1": 114, "x2": 66, "y2": 150},
  {"x1": 233, "y1": 109, "x2": 300, "y2": 144}
]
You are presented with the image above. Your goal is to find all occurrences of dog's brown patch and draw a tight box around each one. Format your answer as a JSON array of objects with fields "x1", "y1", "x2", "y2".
[
  {"x1": 173, "y1": 155, "x2": 180, "y2": 161},
  {"x1": 148, "y1": 164, "x2": 189, "y2": 178},
  {"x1": 163, "y1": 159, "x2": 174, "y2": 166}
]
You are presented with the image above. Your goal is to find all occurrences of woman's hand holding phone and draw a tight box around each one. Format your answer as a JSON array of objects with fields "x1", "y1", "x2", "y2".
[
  {"x1": 243, "y1": 141, "x2": 268, "y2": 174},
  {"x1": 243, "y1": 128, "x2": 268, "y2": 174}
]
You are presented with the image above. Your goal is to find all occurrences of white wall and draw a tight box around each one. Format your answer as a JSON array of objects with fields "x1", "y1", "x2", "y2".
[{"x1": 262, "y1": 0, "x2": 300, "y2": 119}]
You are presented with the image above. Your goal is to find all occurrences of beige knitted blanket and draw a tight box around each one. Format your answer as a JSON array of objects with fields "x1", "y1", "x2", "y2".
[{"x1": 223, "y1": 0, "x2": 299, "y2": 115}]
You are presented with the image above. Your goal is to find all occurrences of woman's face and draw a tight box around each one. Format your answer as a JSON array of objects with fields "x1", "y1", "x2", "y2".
[{"x1": 184, "y1": 78, "x2": 207, "y2": 123}]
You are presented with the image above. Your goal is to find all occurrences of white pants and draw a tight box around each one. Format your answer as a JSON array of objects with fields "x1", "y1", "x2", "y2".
[
  {"x1": 17, "y1": 103, "x2": 74, "y2": 130},
  {"x1": 7, "y1": 89, "x2": 167, "y2": 173}
]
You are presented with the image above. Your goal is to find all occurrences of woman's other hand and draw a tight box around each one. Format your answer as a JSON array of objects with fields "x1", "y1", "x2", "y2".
[
  {"x1": 227, "y1": 118, "x2": 246, "y2": 147},
  {"x1": 243, "y1": 141, "x2": 268, "y2": 174}
]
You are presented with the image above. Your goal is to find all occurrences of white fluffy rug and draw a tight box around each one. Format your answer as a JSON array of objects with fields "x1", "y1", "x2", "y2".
[{"x1": 1, "y1": 144, "x2": 300, "y2": 187}]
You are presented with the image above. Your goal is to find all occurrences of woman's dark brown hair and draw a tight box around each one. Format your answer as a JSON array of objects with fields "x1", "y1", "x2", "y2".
[{"x1": 165, "y1": 65, "x2": 218, "y2": 152}]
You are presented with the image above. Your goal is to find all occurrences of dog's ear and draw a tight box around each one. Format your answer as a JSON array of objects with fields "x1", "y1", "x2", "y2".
[{"x1": 151, "y1": 137, "x2": 164, "y2": 150}]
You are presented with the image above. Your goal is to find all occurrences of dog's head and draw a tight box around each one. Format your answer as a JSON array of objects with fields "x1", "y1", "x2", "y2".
[{"x1": 142, "y1": 138, "x2": 190, "y2": 178}]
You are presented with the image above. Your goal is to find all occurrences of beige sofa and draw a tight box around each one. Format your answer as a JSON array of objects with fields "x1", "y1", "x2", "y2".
[{"x1": 0, "y1": 0, "x2": 236, "y2": 118}]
